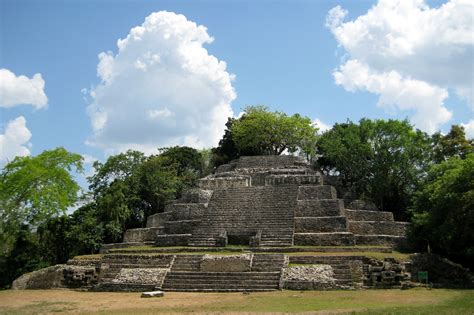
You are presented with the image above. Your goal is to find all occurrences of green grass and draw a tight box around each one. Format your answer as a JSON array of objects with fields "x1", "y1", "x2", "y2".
[{"x1": 0, "y1": 288, "x2": 472, "y2": 314}]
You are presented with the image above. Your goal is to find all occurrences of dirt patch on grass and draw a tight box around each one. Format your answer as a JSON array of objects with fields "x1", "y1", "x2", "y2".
[{"x1": 0, "y1": 288, "x2": 471, "y2": 314}]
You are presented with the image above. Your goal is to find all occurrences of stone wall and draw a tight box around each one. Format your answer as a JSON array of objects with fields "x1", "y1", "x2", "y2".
[
  {"x1": 200, "y1": 254, "x2": 252, "y2": 272},
  {"x1": 12, "y1": 264, "x2": 99, "y2": 290},
  {"x1": 283, "y1": 265, "x2": 337, "y2": 290}
]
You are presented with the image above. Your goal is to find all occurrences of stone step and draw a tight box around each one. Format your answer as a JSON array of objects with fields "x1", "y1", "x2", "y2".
[
  {"x1": 162, "y1": 288, "x2": 277, "y2": 292},
  {"x1": 294, "y1": 232, "x2": 355, "y2": 246},
  {"x1": 155, "y1": 234, "x2": 190, "y2": 246},
  {"x1": 295, "y1": 216, "x2": 348, "y2": 233},
  {"x1": 344, "y1": 209, "x2": 394, "y2": 222},
  {"x1": 163, "y1": 278, "x2": 279, "y2": 285},
  {"x1": 348, "y1": 221, "x2": 408, "y2": 236},
  {"x1": 162, "y1": 284, "x2": 279, "y2": 290},
  {"x1": 146, "y1": 212, "x2": 172, "y2": 228},
  {"x1": 354, "y1": 234, "x2": 408, "y2": 249},
  {"x1": 298, "y1": 185, "x2": 337, "y2": 200},
  {"x1": 264, "y1": 174, "x2": 322, "y2": 186},
  {"x1": 296, "y1": 199, "x2": 344, "y2": 217},
  {"x1": 164, "y1": 220, "x2": 200, "y2": 234},
  {"x1": 164, "y1": 203, "x2": 206, "y2": 220},
  {"x1": 122, "y1": 227, "x2": 164, "y2": 243}
]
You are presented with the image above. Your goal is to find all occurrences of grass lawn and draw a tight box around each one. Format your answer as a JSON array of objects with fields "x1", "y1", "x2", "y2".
[{"x1": 0, "y1": 288, "x2": 472, "y2": 314}]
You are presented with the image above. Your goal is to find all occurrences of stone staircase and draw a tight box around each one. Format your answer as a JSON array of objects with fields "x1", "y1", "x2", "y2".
[
  {"x1": 251, "y1": 254, "x2": 286, "y2": 272},
  {"x1": 189, "y1": 186, "x2": 298, "y2": 247},
  {"x1": 161, "y1": 271, "x2": 281, "y2": 292},
  {"x1": 294, "y1": 185, "x2": 356, "y2": 246},
  {"x1": 170, "y1": 255, "x2": 202, "y2": 271}
]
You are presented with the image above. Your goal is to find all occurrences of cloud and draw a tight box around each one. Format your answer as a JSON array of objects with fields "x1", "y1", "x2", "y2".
[
  {"x1": 312, "y1": 118, "x2": 331, "y2": 133},
  {"x1": 334, "y1": 59, "x2": 452, "y2": 133},
  {"x1": 0, "y1": 69, "x2": 48, "y2": 109},
  {"x1": 327, "y1": 0, "x2": 473, "y2": 133},
  {"x1": 0, "y1": 116, "x2": 32, "y2": 165},
  {"x1": 461, "y1": 120, "x2": 474, "y2": 139},
  {"x1": 87, "y1": 11, "x2": 236, "y2": 154}
]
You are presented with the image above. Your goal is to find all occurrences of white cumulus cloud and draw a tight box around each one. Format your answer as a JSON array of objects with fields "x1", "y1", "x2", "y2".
[
  {"x1": 0, "y1": 69, "x2": 48, "y2": 109},
  {"x1": 326, "y1": 0, "x2": 473, "y2": 133},
  {"x1": 0, "y1": 116, "x2": 32, "y2": 165},
  {"x1": 461, "y1": 120, "x2": 474, "y2": 139},
  {"x1": 86, "y1": 11, "x2": 236, "y2": 154},
  {"x1": 312, "y1": 118, "x2": 331, "y2": 133}
]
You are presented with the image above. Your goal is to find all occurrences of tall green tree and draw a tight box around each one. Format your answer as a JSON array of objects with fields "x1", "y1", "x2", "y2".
[
  {"x1": 0, "y1": 148, "x2": 83, "y2": 252},
  {"x1": 317, "y1": 119, "x2": 431, "y2": 219},
  {"x1": 88, "y1": 150, "x2": 183, "y2": 243},
  {"x1": 231, "y1": 106, "x2": 318, "y2": 156},
  {"x1": 410, "y1": 154, "x2": 474, "y2": 269}
]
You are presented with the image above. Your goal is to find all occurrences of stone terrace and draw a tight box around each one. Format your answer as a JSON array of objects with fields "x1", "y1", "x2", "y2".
[{"x1": 96, "y1": 155, "x2": 411, "y2": 292}]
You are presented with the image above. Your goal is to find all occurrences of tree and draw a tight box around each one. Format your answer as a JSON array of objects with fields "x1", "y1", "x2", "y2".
[
  {"x1": 212, "y1": 117, "x2": 240, "y2": 167},
  {"x1": 231, "y1": 106, "x2": 318, "y2": 156},
  {"x1": 88, "y1": 150, "x2": 182, "y2": 243},
  {"x1": 410, "y1": 154, "x2": 474, "y2": 269},
  {"x1": 431, "y1": 125, "x2": 473, "y2": 163},
  {"x1": 159, "y1": 146, "x2": 203, "y2": 194},
  {"x1": 317, "y1": 119, "x2": 431, "y2": 220},
  {"x1": 0, "y1": 148, "x2": 83, "y2": 252}
]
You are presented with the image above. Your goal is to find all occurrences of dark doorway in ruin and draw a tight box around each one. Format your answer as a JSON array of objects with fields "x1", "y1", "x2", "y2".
[{"x1": 227, "y1": 234, "x2": 250, "y2": 246}]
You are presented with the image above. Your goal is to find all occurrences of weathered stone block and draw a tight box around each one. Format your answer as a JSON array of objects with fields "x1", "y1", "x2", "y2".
[
  {"x1": 298, "y1": 186, "x2": 337, "y2": 200},
  {"x1": 164, "y1": 220, "x2": 199, "y2": 234},
  {"x1": 198, "y1": 176, "x2": 251, "y2": 189},
  {"x1": 112, "y1": 268, "x2": 168, "y2": 286},
  {"x1": 344, "y1": 209, "x2": 394, "y2": 222},
  {"x1": 294, "y1": 232, "x2": 355, "y2": 246},
  {"x1": 123, "y1": 227, "x2": 163, "y2": 243},
  {"x1": 155, "y1": 234, "x2": 190, "y2": 246},
  {"x1": 200, "y1": 254, "x2": 252, "y2": 272},
  {"x1": 141, "y1": 290, "x2": 164, "y2": 298},
  {"x1": 354, "y1": 235, "x2": 408, "y2": 249},
  {"x1": 146, "y1": 212, "x2": 172, "y2": 228},
  {"x1": 295, "y1": 216, "x2": 348, "y2": 233},
  {"x1": 283, "y1": 265, "x2": 336, "y2": 290},
  {"x1": 12, "y1": 265, "x2": 65, "y2": 289},
  {"x1": 348, "y1": 221, "x2": 409, "y2": 236},
  {"x1": 265, "y1": 174, "x2": 322, "y2": 186},
  {"x1": 348, "y1": 199, "x2": 377, "y2": 211},
  {"x1": 296, "y1": 199, "x2": 344, "y2": 217}
]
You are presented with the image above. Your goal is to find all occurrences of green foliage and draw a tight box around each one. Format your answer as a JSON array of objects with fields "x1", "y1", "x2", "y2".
[
  {"x1": 158, "y1": 146, "x2": 203, "y2": 194},
  {"x1": 211, "y1": 117, "x2": 240, "y2": 167},
  {"x1": 410, "y1": 154, "x2": 474, "y2": 269},
  {"x1": 67, "y1": 203, "x2": 104, "y2": 255},
  {"x1": 317, "y1": 119, "x2": 431, "y2": 219},
  {"x1": 37, "y1": 216, "x2": 73, "y2": 265},
  {"x1": 431, "y1": 125, "x2": 473, "y2": 163},
  {"x1": 0, "y1": 226, "x2": 49, "y2": 288},
  {"x1": 134, "y1": 155, "x2": 180, "y2": 219},
  {"x1": 231, "y1": 106, "x2": 318, "y2": 156},
  {"x1": 86, "y1": 147, "x2": 201, "y2": 243},
  {"x1": 0, "y1": 148, "x2": 83, "y2": 252}
]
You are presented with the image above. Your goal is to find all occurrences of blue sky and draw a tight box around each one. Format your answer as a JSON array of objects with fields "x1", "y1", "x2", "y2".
[{"x1": 1, "y1": 0, "x2": 473, "y2": 174}]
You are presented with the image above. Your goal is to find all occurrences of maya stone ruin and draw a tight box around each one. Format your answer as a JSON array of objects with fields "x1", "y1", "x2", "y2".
[{"x1": 14, "y1": 155, "x2": 471, "y2": 292}]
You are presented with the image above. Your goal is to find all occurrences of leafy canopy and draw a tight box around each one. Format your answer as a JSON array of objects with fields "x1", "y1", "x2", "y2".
[
  {"x1": 231, "y1": 106, "x2": 318, "y2": 156},
  {"x1": 0, "y1": 148, "x2": 83, "y2": 249},
  {"x1": 317, "y1": 119, "x2": 430, "y2": 219},
  {"x1": 410, "y1": 154, "x2": 474, "y2": 269}
]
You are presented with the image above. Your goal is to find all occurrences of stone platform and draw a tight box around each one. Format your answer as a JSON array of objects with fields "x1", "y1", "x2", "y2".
[{"x1": 119, "y1": 155, "x2": 409, "y2": 250}]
